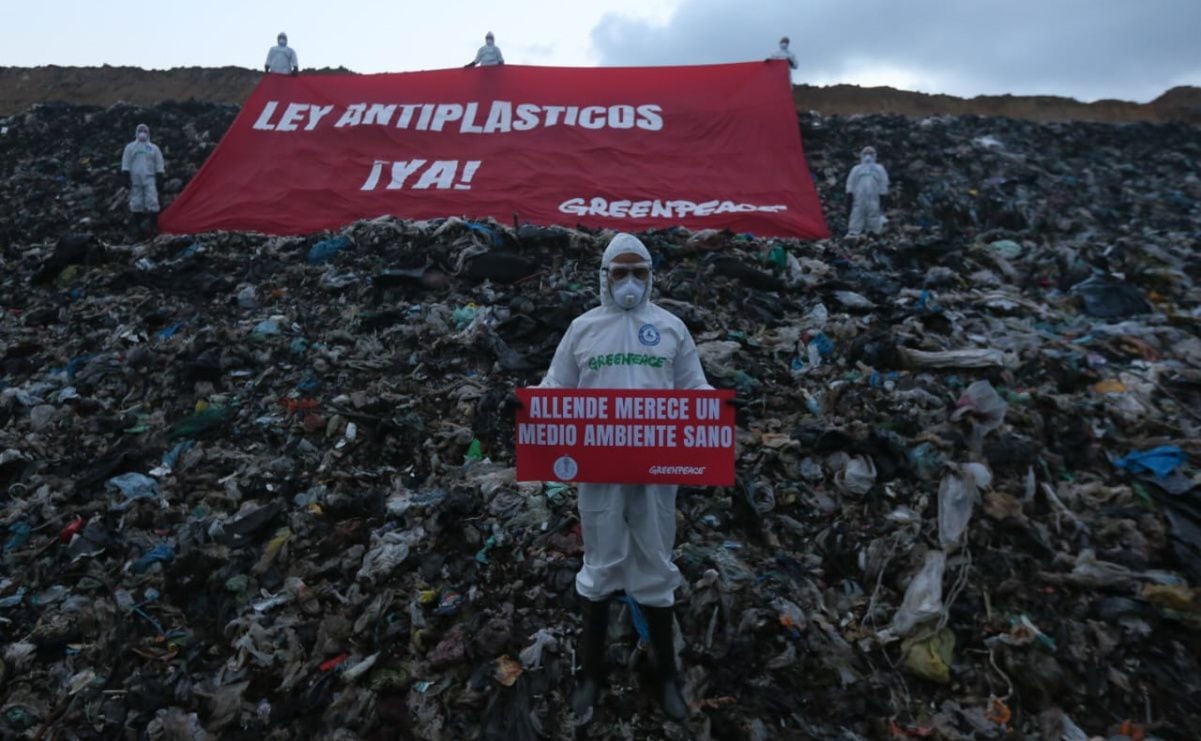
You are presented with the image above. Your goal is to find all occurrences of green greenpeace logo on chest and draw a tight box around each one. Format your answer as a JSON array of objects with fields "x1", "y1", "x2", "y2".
[{"x1": 586, "y1": 353, "x2": 668, "y2": 371}]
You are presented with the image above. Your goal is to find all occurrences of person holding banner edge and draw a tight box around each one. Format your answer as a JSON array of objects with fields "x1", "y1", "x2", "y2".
[{"x1": 535, "y1": 232, "x2": 713, "y2": 721}]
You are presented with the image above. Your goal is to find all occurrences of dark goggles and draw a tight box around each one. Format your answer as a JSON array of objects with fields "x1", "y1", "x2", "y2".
[{"x1": 608, "y1": 265, "x2": 650, "y2": 281}]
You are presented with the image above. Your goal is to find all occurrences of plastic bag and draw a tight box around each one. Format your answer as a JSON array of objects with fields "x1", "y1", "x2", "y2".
[
  {"x1": 834, "y1": 454, "x2": 877, "y2": 495},
  {"x1": 938, "y1": 463, "x2": 992, "y2": 549},
  {"x1": 307, "y1": 235, "x2": 351, "y2": 264},
  {"x1": 901, "y1": 628, "x2": 955, "y2": 683},
  {"x1": 954, "y1": 380, "x2": 1008, "y2": 446},
  {"x1": 891, "y1": 550, "x2": 946, "y2": 637}
]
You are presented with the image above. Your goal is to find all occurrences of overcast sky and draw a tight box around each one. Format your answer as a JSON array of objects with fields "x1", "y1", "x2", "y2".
[{"x1": 2, "y1": 0, "x2": 1197, "y2": 103}]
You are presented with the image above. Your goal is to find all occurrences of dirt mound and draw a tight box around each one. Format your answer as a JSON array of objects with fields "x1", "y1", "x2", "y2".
[
  {"x1": 2, "y1": 65, "x2": 1197, "y2": 123},
  {"x1": 793, "y1": 84, "x2": 1201, "y2": 124}
]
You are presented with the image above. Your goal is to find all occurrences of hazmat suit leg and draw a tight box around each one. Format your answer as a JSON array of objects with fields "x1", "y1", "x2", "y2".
[
  {"x1": 623, "y1": 485, "x2": 681, "y2": 608},
  {"x1": 848, "y1": 195, "x2": 882, "y2": 236},
  {"x1": 575, "y1": 484, "x2": 681, "y2": 608},
  {"x1": 139, "y1": 174, "x2": 160, "y2": 213},
  {"x1": 847, "y1": 200, "x2": 865, "y2": 236},
  {"x1": 864, "y1": 194, "x2": 883, "y2": 233},
  {"x1": 575, "y1": 483, "x2": 630, "y2": 601},
  {"x1": 129, "y1": 177, "x2": 148, "y2": 213}
]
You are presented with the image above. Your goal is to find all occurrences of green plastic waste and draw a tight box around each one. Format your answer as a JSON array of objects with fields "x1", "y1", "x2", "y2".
[
  {"x1": 989, "y1": 239, "x2": 1023, "y2": 259},
  {"x1": 464, "y1": 438, "x2": 483, "y2": 462},
  {"x1": 452, "y1": 305, "x2": 478, "y2": 330},
  {"x1": 168, "y1": 405, "x2": 230, "y2": 440},
  {"x1": 766, "y1": 244, "x2": 788, "y2": 269}
]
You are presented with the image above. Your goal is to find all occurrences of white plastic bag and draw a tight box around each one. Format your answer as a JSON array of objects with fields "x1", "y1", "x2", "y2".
[{"x1": 890, "y1": 550, "x2": 946, "y2": 637}]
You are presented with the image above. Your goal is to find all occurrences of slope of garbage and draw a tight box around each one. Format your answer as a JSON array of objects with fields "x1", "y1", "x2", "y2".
[
  {"x1": 1, "y1": 101, "x2": 1200, "y2": 740},
  {"x1": 2, "y1": 65, "x2": 1200, "y2": 124}
]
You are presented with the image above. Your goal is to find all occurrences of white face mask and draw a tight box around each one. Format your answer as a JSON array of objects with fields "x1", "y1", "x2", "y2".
[
  {"x1": 612, "y1": 276, "x2": 647, "y2": 309},
  {"x1": 137, "y1": 131, "x2": 149, "y2": 142},
  {"x1": 279, "y1": 38, "x2": 287, "y2": 46},
  {"x1": 862, "y1": 153, "x2": 875, "y2": 164}
]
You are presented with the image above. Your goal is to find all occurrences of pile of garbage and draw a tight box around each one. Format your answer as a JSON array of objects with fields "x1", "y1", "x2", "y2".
[{"x1": 1, "y1": 101, "x2": 1200, "y2": 740}]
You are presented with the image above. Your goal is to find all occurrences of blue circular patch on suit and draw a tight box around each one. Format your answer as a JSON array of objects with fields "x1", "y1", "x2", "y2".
[{"x1": 638, "y1": 324, "x2": 661, "y2": 346}]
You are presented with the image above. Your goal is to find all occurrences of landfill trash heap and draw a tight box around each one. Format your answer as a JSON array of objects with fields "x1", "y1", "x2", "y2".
[{"x1": 1, "y1": 100, "x2": 1200, "y2": 740}]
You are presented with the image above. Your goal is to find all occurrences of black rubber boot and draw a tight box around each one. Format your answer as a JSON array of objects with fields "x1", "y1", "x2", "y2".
[
  {"x1": 571, "y1": 597, "x2": 610, "y2": 717},
  {"x1": 645, "y1": 605, "x2": 688, "y2": 721}
]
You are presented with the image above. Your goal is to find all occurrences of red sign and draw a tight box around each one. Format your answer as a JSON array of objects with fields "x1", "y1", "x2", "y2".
[
  {"x1": 515, "y1": 388, "x2": 735, "y2": 485},
  {"x1": 160, "y1": 62, "x2": 828, "y2": 238}
]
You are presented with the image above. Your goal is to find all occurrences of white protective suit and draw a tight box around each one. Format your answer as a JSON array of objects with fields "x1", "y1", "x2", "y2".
[
  {"x1": 846, "y1": 148, "x2": 889, "y2": 235},
  {"x1": 539, "y1": 233, "x2": 712, "y2": 607},
  {"x1": 472, "y1": 36, "x2": 505, "y2": 66},
  {"x1": 121, "y1": 126, "x2": 165, "y2": 213},
  {"x1": 768, "y1": 38, "x2": 798, "y2": 69},
  {"x1": 265, "y1": 34, "x2": 298, "y2": 74}
]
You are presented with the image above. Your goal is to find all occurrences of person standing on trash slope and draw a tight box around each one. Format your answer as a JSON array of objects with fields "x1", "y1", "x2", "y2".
[
  {"x1": 846, "y1": 145, "x2": 890, "y2": 237},
  {"x1": 537, "y1": 232, "x2": 712, "y2": 722},
  {"x1": 120, "y1": 123, "x2": 165, "y2": 237},
  {"x1": 465, "y1": 31, "x2": 505, "y2": 67},
  {"x1": 265, "y1": 32, "x2": 299, "y2": 75},
  {"x1": 767, "y1": 36, "x2": 798, "y2": 70}
]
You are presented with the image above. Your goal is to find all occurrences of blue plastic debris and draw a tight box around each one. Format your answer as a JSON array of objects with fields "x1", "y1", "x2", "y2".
[
  {"x1": 809, "y1": 332, "x2": 835, "y2": 357},
  {"x1": 0, "y1": 588, "x2": 27, "y2": 609},
  {"x1": 289, "y1": 337, "x2": 309, "y2": 356},
  {"x1": 251, "y1": 319, "x2": 281, "y2": 339},
  {"x1": 297, "y1": 373, "x2": 322, "y2": 394},
  {"x1": 132, "y1": 543, "x2": 176, "y2": 574},
  {"x1": 157, "y1": 322, "x2": 185, "y2": 340},
  {"x1": 64, "y1": 354, "x2": 95, "y2": 381},
  {"x1": 4, "y1": 522, "x2": 31, "y2": 553},
  {"x1": 475, "y1": 534, "x2": 497, "y2": 564},
  {"x1": 464, "y1": 221, "x2": 503, "y2": 247},
  {"x1": 161, "y1": 441, "x2": 194, "y2": 469},
  {"x1": 623, "y1": 595, "x2": 651, "y2": 643},
  {"x1": 307, "y1": 236, "x2": 352, "y2": 264},
  {"x1": 1114, "y1": 446, "x2": 1187, "y2": 478},
  {"x1": 105, "y1": 473, "x2": 160, "y2": 508}
]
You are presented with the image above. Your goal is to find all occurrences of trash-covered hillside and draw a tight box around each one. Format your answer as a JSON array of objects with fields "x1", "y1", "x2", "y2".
[{"x1": 1, "y1": 101, "x2": 1200, "y2": 740}]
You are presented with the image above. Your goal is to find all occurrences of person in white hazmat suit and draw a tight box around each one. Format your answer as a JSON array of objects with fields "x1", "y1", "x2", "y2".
[
  {"x1": 465, "y1": 31, "x2": 505, "y2": 67},
  {"x1": 767, "y1": 36, "x2": 798, "y2": 69},
  {"x1": 265, "y1": 32, "x2": 298, "y2": 75},
  {"x1": 538, "y1": 233, "x2": 711, "y2": 721},
  {"x1": 120, "y1": 123, "x2": 165, "y2": 236},
  {"x1": 846, "y1": 145, "x2": 889, "y2": 236}
]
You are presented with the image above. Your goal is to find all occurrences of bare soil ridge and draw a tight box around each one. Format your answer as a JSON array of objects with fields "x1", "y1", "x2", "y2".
[{"x1": 1, "y1": 65, "x2": 1199, "y2": 123}]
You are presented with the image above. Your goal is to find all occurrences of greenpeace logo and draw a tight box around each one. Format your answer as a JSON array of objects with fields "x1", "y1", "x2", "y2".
[
  {"x1": 560, "y1": 196, "x2": 788, "y2": 219},
  {"x1": 649, "y1": 465, "x2": 706, "y2": 475}
]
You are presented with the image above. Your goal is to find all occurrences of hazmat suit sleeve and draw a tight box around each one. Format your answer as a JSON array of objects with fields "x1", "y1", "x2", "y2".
[
  {"x1": 496, "y1": 48, "x2": 505, "y2": 64},
  {"x1": 289, "y1": 48, "x2": 298, "y2": 71},
  {"x1": 121, "y1": 143, "x2": 133, "y2": 172},
  {"x1": 154, "y1": 146, "x2": 165, "y2": 175},
  {"x1": 878, "y1": 165, "x2": 890, "y2": 194},
  {"x1": 845, "y1": 165, "x2": 861, "y2": 194},
  {"x1": 673, "y1": 331, "x2": 712, "y2": 390},
  {"x1": 539, "y1": 323, "x2": 580, "y2": 389}
]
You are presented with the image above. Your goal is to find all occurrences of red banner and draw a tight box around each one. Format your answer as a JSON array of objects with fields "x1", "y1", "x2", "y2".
[
  {"x1": 160, "y1": 63, "x2": 828, "y2": 238},
  {"x1": 515, "y1": 388, "x2": 735, "y2": 485}
]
